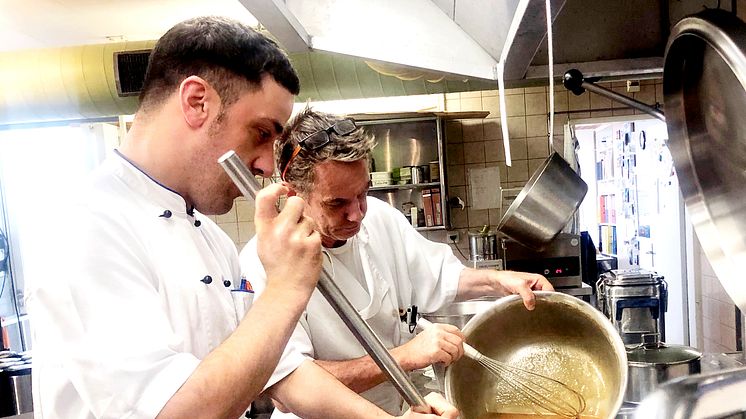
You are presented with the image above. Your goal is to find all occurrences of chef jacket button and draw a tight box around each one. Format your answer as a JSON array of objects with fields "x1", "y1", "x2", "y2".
[
  {"x1": 223, "y1": 280, "x2": 231, "y2": 287},
  {"x1": 159, "y1": 210, "x2": 172, "y2": 218},
  {"x1": 201, "y1": 275, "x2": 212, "y2": 284},
  {"x1": 194, "y1": 220, "x2": 202, "y2": 227}
]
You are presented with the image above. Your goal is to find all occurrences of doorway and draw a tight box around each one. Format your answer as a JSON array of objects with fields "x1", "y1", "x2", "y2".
[{"x1": 571, "y1": 115, "x2": 692, "y2": 346}]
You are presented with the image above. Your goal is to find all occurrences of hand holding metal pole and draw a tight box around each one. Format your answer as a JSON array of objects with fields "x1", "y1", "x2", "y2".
[{"x1": 218, "y1": 150, "x2": 430, "y2": 413}]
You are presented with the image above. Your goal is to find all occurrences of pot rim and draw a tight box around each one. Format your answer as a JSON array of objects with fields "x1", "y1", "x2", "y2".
[
  {"x1": 444, "y1": 291, "x2": 628, "y2": 416},
  {"x1": 626, "y1": 343, "x2": 702, "y2": 366}
]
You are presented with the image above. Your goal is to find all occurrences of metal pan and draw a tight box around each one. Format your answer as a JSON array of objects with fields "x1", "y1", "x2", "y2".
[
  {"x1": 663, "y1": 9, "x2": 746, "y2": 314},
  {"x1": 496, "y1": 152, "x2": 588, "y2": 251}
]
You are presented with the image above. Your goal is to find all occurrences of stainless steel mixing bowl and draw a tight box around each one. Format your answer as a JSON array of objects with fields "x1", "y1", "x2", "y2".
[{"x1": 444, "y1": 292, "x2": 627, "y2": 419}]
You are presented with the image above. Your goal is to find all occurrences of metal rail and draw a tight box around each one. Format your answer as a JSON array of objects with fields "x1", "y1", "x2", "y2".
[
  {"x1": 563, "y1": 69, "x2": 666, "y2": 122},
  {"x1": 218, "y1": 150, "x2": 429, "y2": 413}
]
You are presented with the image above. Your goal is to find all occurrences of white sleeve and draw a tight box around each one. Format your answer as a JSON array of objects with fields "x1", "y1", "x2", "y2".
[
  {"x1": 376, "y1": 200, "x2": 464, "y2": 313},
  {"x1": 28, "y1": 209, "x2": 200, "y2": 418},
  {"x1": 239, "y1": 239, "x2": 312, "y2": 390}
]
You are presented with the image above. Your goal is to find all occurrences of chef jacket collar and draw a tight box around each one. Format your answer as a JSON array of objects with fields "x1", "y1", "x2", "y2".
[{"x1": 112, "y1": 149, "x2": 196, "y2": 216}]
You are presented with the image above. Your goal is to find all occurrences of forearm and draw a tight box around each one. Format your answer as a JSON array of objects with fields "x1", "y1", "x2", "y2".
[
  {"x1": 455, "y1": 268, "x2": 500, "y2": 301},
  {"x1": 268, "y1": 360, "x2": 393, "y2": 419},
  {"x1": 158, "y1": 284, "x2": 311, "y2": 418}
]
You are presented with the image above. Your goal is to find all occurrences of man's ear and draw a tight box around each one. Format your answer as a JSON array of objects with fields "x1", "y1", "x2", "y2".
[{"x1": 179, "y1": 76, "x2": 216, "y2": 129}]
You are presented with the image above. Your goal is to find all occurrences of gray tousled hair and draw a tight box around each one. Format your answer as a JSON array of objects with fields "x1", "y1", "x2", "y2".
[{"x1": 275, "y1": 107, "x2": 376, "y2": 195}]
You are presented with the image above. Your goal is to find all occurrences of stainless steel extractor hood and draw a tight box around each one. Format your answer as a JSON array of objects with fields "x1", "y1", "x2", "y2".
[{"x1": 241, "y1": 0, "x2": 566, "y2": 82}]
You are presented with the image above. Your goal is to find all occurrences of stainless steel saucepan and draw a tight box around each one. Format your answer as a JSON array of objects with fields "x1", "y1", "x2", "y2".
[
  {"x1": 496, "y1": 152, "x2": 588, "y2": 251},
  {"x1": 444, "y1": 292, "x2": 627, "y2": 419}
]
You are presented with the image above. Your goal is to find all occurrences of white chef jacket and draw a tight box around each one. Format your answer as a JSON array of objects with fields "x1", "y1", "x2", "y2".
[
  {"x1": 240, "y1": 197, "x2": 465, "y2": 417},
  {"x1": 26, "y1": 151, "x2": 246, "y2": 418}
]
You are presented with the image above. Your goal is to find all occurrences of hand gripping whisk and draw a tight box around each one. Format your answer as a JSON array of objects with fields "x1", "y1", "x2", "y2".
[{"x1": 417, "y1": 318, "x2": 586, "y2": 418}]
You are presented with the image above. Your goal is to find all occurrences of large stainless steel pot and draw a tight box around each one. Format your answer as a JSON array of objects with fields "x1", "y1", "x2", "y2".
[
  {"x1": 444, "y1": 292, "x2": 627, "y2": 419},
  {"x1": 496, "y1": 152, "x2": 588, "y2": 251},
  {"x1": 625, "y1": 342, "x2": 701, "y2": 404}
]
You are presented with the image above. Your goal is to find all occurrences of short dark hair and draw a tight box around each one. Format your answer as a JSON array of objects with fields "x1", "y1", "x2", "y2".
[{"x1": 139, "y1": 16, "x2": 300, "y2": 111}]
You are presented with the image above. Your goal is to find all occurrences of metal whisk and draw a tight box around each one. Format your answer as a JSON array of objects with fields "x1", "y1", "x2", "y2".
[{"x1": 418, "y1": 318, "x2": 586, "y2": 418}]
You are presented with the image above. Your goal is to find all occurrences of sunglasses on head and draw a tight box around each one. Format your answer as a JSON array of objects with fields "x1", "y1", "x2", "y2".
[{"x1": 279, "y1": 118, "x2": 358, "y2": 181}]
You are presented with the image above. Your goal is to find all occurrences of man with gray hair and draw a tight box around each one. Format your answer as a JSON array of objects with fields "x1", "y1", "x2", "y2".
[{"x1": 240, "y1": 107, "x2": 553, "y2": 417}]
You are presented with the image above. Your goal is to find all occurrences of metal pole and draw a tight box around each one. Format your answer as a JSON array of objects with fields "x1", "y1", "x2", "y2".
[
  {"x1": 218, "y1": 151, "x2": 430, "y2": 413},
  {"x1": 563, "y1": 69, "x2": 666, "y2": 122}
]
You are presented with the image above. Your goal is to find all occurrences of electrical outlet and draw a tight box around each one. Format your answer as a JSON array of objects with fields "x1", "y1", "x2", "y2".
[{"x1": 446, "y1": 231, "x2": 460, "y2": 243}]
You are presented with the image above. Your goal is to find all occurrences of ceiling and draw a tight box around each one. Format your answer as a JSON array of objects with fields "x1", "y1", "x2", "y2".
[
  {"x1": 0, "y1": 0, "x2": 258, "y2": 53},
  {"x1": 0, "y1": 0, "x2": 740, "y2": 82}
]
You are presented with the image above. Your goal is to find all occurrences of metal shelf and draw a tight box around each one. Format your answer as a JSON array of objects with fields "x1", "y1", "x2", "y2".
[
  {"x1": 415, "y1": 225, "x2": 445, "y2": 232},
  {"x1": 369, "y1": 182, "x2": 441, "y2": 191}
]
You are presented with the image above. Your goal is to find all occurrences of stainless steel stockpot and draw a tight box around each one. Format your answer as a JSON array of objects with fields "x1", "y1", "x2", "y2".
[{"x1": 625, "y1": 342, "x2": 701, "y2": 404}]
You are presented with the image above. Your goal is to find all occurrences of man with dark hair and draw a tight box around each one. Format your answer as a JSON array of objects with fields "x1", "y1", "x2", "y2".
[
  {"x1": 27, "y1": 17, "x2": 456, "y2": 419},
  {"x1": 241, "y1": 107, "x2": 553, "y2": 417}
]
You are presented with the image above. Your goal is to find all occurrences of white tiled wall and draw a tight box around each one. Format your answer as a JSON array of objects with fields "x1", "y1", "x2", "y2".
[{"x1": 214, "y1": 81, "x2": 666, "y2": 264}]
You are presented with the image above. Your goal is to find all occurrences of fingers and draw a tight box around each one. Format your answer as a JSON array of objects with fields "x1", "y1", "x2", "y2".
[
  {"x1": 518, "y1": 286, "x2": 537, "y2": 311},
  {"x1": 254, "y1": 183, "x2": 288, "y2": 222},
  {"x1": 423, "y1": 393, "x2": 460, "y2": 419}
]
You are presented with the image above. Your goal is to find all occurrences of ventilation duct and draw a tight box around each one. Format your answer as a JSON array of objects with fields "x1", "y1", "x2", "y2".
[{"x1": 0, "y1": 42, "x2": 496, "y2": 126}]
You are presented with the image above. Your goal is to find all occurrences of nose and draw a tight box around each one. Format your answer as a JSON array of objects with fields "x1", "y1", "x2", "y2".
[
  {"x1": 347, "y1": 201, "x2": 365, "y2": 223},
  {"x1": 252, "y1": 151, "x2": 275, "y2": 178}
]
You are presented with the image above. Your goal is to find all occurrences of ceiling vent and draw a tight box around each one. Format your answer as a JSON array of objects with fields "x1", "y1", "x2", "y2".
[{"x1": 113, "y1": 50, "x2": 151, "y2": 97}]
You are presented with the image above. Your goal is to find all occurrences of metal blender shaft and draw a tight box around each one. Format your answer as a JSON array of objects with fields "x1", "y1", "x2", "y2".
[{"x1": 218, "y1": 150, "x2": 430, "y2": 413}]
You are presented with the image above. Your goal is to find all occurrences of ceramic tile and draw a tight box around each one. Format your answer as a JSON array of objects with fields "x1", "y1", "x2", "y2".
[
  {"x1": 528, "y1": 158, "x2": 546, "y2": 175},
  {"x1": 482, "y1": 95, "x2": 500, "y2": 118},
  {"x1": 508, "y1": 138, "x2": 528, "y2": 160},
  {"x1": 447, "y1": 164, "x2": 466, "y2": 186},
  {"x1": 720, "y1": 323, "x2": 737, "y2": 350},
  {"x1": 484, "y1": 140, "x2": 505, "y2": 162},
  {"x1": 505, "y1": 94, "x2": 526, "y2": 117},
  {"x1": 611, "y1": 87, "x2": 628, "y2": 108},
  {"x1": 612, "y1": 108, "x2": 635, "y2": 116},
  {"x1": 464, "y1": 142, "x2": 486, "y2": 164},
  {"x1": 526, "y1": 115, "x2": 548, "y2": 137},
  {"x1": 634, "y1": 84, "x2": 656, "y2": 105},
  {"x1": 461, "y1": 97, "x2": 483, "y2": 111},
  {"x1": 507, "y1": 159, "x2": 529, "y2": 182},
  {"x1": 483, "y1": 118, "x2": 502, "y2": 140},
  {"x1": 467, "y1": 208, "x2": 490, "y2": 228},
  {"x1": 445, "y1": 97, "x2": 461, "y2": 112},
  {"x1": 446, "y1": 143, "x2": 464, "y2": 165},
  {"x1": 445, "y1": 121, "x2": 463, "y2": 143},
  {"x1": 462, "y1": 120, "x2": 484, "y2": 142},
  {"x1": 450, "y1": 207, "x2": 469, "y2": 228},
  {"x1": 238, "y1": 222, "x2": 255, "y2": 243},
  {"x1": 525, "y1": 93, "x2": 547, "y2": 115},
  {"x1": 553, "y1": 90, "x2": 569, "y2": 112},
  {"x1": 568, "y1": 91, "x2": 590, "y2": 111},
  {"x1": 590, "y1": 92, "x2": 612, "y2": 110},
  {"x1": 527, "y1": 136, "x2": 550, "y2": 159},
  {"x1": 461, "y1": 91, "x2": 482, "y2": 99},
  {"x1": 524, "y1": 86, "x2": 546, "y2": 94},
  {"x1": 235, "y1": 199, "x2": 255, "y2": 222},
  {"x1": 507, "y1": 116, "x2": 527, "y2": 138},
  {"x1": 216, "y1": 205, "x2": 238, "y2": 224},
  {"x1": 488, "y1": 208, "x2": 503, "y2": 225},
  {"x1": 221, "y1": 222, "x2": 239, "y2": 244}
]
